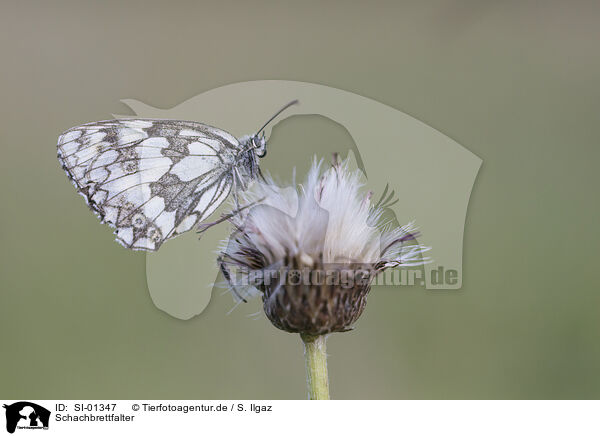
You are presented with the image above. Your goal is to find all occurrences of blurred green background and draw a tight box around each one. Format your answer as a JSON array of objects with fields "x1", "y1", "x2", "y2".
[{"x1": 1, "y1": 0, "x2": 599, "y2": 399}]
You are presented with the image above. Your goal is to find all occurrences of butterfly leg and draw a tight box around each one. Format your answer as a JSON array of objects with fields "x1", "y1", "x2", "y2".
[
  {"x1": 257, "y1": 167, "x2": 268, "y2": 183},
  {"x1": 231, "y1": 173, "x2": 241, "y2": 210},
  {"x1": 196, "y1": 197, "x2": 263, "y2": 235},
  {"x1": 217, "y1": 255, "x2": 248, "y2": 303},
  {"x1": 232, "y1": 166, "x2": 252, "y2": 209}
]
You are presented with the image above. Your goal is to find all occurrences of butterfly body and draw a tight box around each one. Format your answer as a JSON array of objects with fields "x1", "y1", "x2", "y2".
[
  {"x1": 233, "y1": 134, "x2": 264, "y2": 189},
  {"x1": 57, "y1": 118, "x2": 266, "y2": 251}
]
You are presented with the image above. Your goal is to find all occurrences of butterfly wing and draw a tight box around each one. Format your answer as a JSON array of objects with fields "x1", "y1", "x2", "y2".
[{"x1": 57, "y1": 119, "x2": 239, "y2": 251}]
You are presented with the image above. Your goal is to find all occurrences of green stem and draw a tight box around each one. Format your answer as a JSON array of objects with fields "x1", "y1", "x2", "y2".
[{"x1": 300, "y1": 333, "x2": 330, "y2": 400}]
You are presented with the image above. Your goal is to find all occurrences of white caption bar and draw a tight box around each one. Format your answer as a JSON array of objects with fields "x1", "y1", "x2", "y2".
[{"x1": 1, "y1": 400, "x2": 598, "y2": 436}]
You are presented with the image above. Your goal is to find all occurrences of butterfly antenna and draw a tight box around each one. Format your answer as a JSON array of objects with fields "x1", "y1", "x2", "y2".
[{"x1": 255, "y1": 100, "x2": 299, "y2": 136}]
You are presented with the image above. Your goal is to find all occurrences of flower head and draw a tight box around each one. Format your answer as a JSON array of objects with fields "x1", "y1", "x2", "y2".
[{"x1": 219, "y1": 156, "x2": 430, "y2": 335}]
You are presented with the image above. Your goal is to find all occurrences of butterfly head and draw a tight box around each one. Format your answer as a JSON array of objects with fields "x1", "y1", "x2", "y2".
[
  {"x1": 248, "y1": 100, "x2": 299, "y2": 159},
  {"x1": 251, "y1": 132, "x2": 267, "y2": 158}
]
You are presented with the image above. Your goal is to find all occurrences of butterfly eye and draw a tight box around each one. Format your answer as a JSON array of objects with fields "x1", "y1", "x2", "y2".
[{"x1": 253, "y1": 136, "x2": 267, "y2": 158}]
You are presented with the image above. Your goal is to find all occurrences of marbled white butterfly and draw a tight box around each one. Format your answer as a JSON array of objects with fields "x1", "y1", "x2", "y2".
[{"x1": 57, "y1": 100, "x2": 298, "y2": 251}]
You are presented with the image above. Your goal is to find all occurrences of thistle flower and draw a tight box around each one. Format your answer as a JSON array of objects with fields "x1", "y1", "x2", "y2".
[{"x1": 218, "y1": 156, "x2": 430, "y2": 398}]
